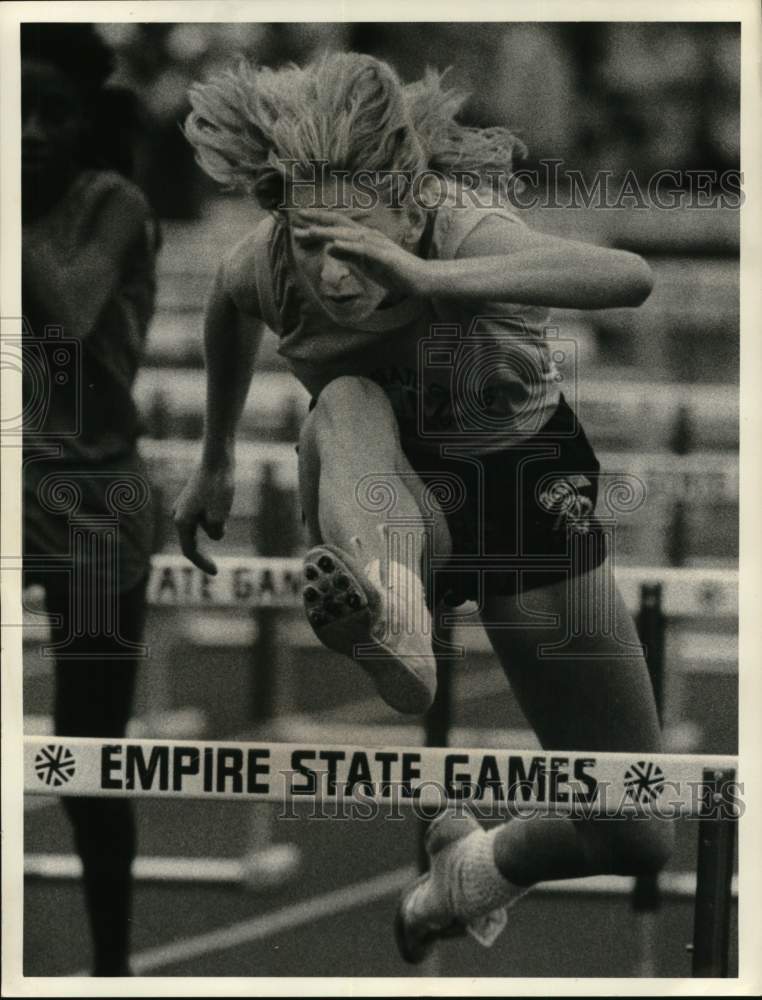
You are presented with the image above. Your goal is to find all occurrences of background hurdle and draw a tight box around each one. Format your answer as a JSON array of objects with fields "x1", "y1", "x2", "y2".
[
  {"x1": 23, "y1": 550, "x2": 734, "y2": 743},
  {"x1": 140, "y1": 437, "x2": 739, "y2": 568},
  {"x1": 137, "y1": 554, "x2": 738, "y2": 615},
  {"x1": 135, "y1": 371, "x2": 739, "y2": 454}
]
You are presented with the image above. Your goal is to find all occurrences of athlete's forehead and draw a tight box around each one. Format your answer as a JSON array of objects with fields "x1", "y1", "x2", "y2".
[
  {"x1": 286, "y1": 174, "x2": 392, "y2": 220},
  {"x1": 285, "y1": 175, "x2": 408, "y2": 248}
]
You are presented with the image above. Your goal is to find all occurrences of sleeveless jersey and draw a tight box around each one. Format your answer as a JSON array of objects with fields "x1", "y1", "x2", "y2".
[{"x1": 252, "y1": 182, "x2": 561, "y2": 453}]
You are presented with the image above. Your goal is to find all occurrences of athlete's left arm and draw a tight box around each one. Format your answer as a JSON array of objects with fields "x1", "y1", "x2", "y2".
[{"x1": 424, "y1": 215, "x2": 654, "y2": 310}]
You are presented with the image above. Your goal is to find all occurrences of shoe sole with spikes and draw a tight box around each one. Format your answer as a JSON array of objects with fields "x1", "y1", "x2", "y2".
[{"x1": 302, "y1": 543, "x2": 436, "y2": 715}]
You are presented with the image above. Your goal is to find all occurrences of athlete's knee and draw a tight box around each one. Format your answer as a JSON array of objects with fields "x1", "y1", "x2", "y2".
[
  {"x1": 311, "y1": 377, "x2": 399, "y2": 458},
  {"x1": 313, "y1": 376, "x2": 393, "y2": 428}
]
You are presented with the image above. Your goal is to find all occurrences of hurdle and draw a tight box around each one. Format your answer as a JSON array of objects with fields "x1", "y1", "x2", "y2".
[
  {"x1": 140, "y1": 438, "x2": 739, "y2": 587},
  {"x1": 139, "y1": 437, "x2": 739, "y2": 520},
  {"x1": 23, "y1": 735, "x2": 739, "y2": 976},
  {"x1": 139, "y1": 554, "x2": 737, "y2": 750},
  {"x1": 24, "y1": 845, "x2": 300, "y2": 890},
  {"x1": 138, "y1": 555, "x2": 737, "y2": 616},
  {"x1": 134, "y1": 369, "x2": 739, "y2": 451},
  {"x1": 21, "y1": 557, "x2": 736, "y2": 875},
  {"x1": 21, "y1": 558, "x2": 738, "y2": 645}
]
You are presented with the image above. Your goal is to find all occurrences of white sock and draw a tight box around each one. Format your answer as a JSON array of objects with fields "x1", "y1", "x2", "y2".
[
  {"x1": 451, "y1": 826, "x2": 530, "y2": 922},
  {"x1": 409, "y1": 825, "x2": 528, "y2": 928}
]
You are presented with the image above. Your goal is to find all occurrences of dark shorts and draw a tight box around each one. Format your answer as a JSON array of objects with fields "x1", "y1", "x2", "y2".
[
  {"x1": 299, "y1": 393, "x2": 607, "y2": 606},
  {"x1": 400, "y1": 395, "x2": 607, "y2": 605}
]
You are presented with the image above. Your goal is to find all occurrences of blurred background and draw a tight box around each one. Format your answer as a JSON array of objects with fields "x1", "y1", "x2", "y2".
[
  {"x1": 98, "y1": 22, "x2": 741, "y2": 220},
  {"x1": 24, "y1": 22, "x2": 740, "y2": 979},
  {"x1": 95, "y1": 21, "x2": 741, "y2": 382}
]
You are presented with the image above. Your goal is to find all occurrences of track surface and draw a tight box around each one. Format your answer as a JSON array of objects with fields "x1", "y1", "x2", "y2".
[{"x1": 23, "y1": 802, "x2": 738, "y2": 978}]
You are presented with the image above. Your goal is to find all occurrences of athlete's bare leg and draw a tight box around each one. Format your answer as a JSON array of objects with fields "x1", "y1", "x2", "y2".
[
  {"x1": 481, "y1": 564, "x2": 674, "y2": 883},
  {"x1": 396, "y1": 560, "x2": 674, "y2": 960},
  {"x1": 297, "y1": 375, "x2": 452, "y2": 598},
  {"x1": 296, "y1": 375, "x2": 453, "y2": 713}
]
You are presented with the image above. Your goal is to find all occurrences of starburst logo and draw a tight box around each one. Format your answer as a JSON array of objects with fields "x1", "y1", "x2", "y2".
[
  {"x1": 34, "y1": 744, "x2": 76, "y2": 787},
  {"x1": 623, "y1": 760, "x2": 665, "y2": 803}
]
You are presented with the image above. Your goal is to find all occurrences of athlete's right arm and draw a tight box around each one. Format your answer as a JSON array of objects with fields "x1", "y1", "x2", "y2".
[{"x1": 173, "y1": 251, "x2": 264, "y2": 574}]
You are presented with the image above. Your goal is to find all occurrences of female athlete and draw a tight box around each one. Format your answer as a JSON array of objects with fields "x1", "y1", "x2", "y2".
[{"x1": 174, "y1": 52, "x2": 673, "y2": 962}]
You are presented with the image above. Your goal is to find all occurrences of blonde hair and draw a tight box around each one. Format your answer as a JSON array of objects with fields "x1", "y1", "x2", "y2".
[{"x1": 184, "y1": 52, "x2": 526, "y2": 208}]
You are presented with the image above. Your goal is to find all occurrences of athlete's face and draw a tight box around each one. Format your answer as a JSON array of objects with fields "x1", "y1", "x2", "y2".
[{"x1": 287, "y1": 176, "x2": 410, "y2": 324}]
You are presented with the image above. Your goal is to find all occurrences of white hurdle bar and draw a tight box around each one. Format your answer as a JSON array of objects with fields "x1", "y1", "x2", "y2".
[
  {"x1": 134, "y1": 370, "x2": 740, "y2": 448},
  {"x1": 23, "y1": 851, "x2": 736, "y2": 900},
  {"x1": 18, "y1": 557, "x2": 737, "y2": 633},
  {"x1": 24, "y1": 845, "x2": 301, "y2": 889},
  {"x1": 23, "y1": 736, "x2": 738, "y2": 975},
  {"x1": 24, "y1": 736, "x2": 735, "y2": 814},
  {"x1": 140, "y1": 438, "x2": 740, "y2": 501},
  {"x1": 141, "y1": 556, "x2": 737, "y2": 617}
]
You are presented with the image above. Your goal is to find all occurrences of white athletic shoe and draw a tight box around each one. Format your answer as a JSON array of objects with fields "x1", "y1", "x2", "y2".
[
  {"x1": 395, "y1": 809, "x2": 508, "y2": 964},
  {"x1": 302, "y1": 539, "x2": 437, "y2": 714}
]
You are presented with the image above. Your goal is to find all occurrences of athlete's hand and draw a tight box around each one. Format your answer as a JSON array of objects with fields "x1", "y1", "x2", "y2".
[
  {"x1": 292, "y1": 209, "x2": 433, "y2": 298},
  {"x1": 172, "y1": 459, "x2": 235, "y2": 576}
]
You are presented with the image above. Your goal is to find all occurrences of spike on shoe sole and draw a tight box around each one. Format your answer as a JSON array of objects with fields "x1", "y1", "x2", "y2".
[{"x1": 301, "y1": 543, "x2": 436, "y2": 714}]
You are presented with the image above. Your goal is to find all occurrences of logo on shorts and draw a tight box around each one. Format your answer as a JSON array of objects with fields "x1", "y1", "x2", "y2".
[
  {"x1": 537, "y1": 475, "x2": 594, "y2": 534},
  {"x1": 34, "y1": 744, "x2": 76, "y2": 787},
  {"x1": 623, "y1": 760, "x2": 665, "y2": 803}
]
